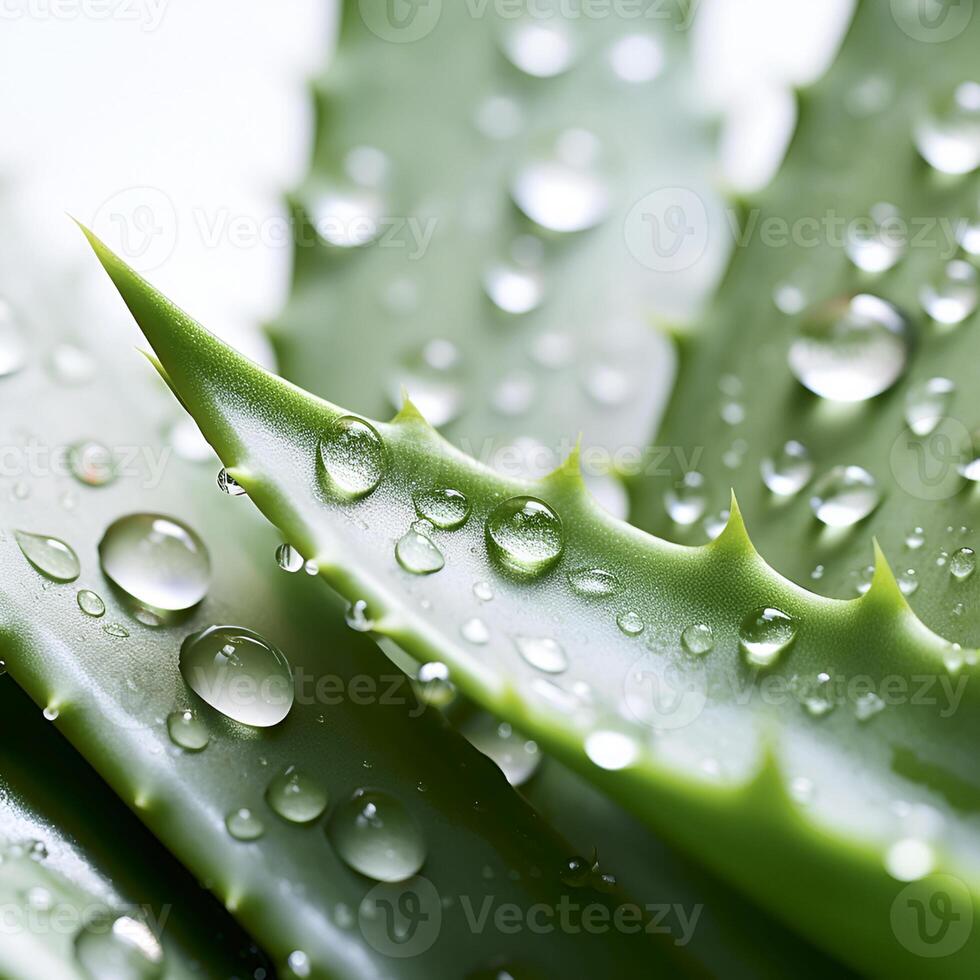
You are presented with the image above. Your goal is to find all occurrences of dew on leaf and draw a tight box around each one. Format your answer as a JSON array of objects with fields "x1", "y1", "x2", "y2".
[
  {"x1": 76, "y1": 589, "x2": 106, "y2": 618},
  {"x1": 266, "y1": 767, "x2": 328, "y2": 823},
  {"x1": 664, "y1": 471, "x2": 707, "y2": 526},
  {"x1": 616, "y1": 611, "x2": 644, "y2": 636},
  {"x1": 15, "y1": 530, "x2": 80, "y2": 583},
  {"x1": 584, "y1": 731, "x2": 638, "y2": 771},
  {"x1": 950, "y1": 547, "x2": 976, "y2": 580},
  {"x1": 739, "y1": 607, "x2": 796, "y2": 668},
  {"x1": 500, "y1": 21, "x2": 577, "y2": 78},
  {"x1": 318, "y1": 415, "x2": 386, "y2": 498},
  {"x1": 226, "y1": 808, "x2": 265, "y2": 842},
  {"x1": 919, "y1": 259, "x2": 979, "y2": 325},
  {"x1": 844, "y1": 203, "x2": 906, "y2": 273},
  {"x1": 472, "y1": 580, "x2": 494, "y2": 602},
  {"x1": 416, "y1": 661, "x2": 456, "y2": 707},
  {"x1": 486, "y1": 496, "x2": 563, "y2": 576},
  {"x1": 306, "y1": 184, "x2": 384, "y2": 248},
  {"x1": 166, "y1": 709, "x2": 209, "y2": 752},
  {"x1": 217, "y1": 468, "x2": 246, "y2": 496},
  {"x1": 905, "y1": 526, "x2": 926, "y2": 549},
  {"x1": 761, "y1": 440, "x2": 813, "y2": 496},
  {"x1": 395, "y1": 523, "x2": 445, "y2": 575},
  {"x1": 885, "y1": 838, "x2": 934, "y2": 882},
  {"x1": 514, "y1": 635, "x2": 568, "y2": 674},
  {"x1": 914, "y1": 81, "x2": 980, "y2": 175},
  {"x1": 74, "y1": 913, "x2": 164, "y2": 980},
  {"x1": 460, "y1": 618, "x2": 490, "y2": 646},
  {"x1": 345, "y1": 599, "x2": 373, "y2": 632},
  {"x1": 566, "y1": 566, "x2": 618, "y2": 597},
  {"x1": 483, "y1": 262, "x2": 544, "y2": 315},
  {"x1": 461, "y1": 714, "x2": 541, "y2": 787},
  {"x1": 608, "y1": 33, "x2": 663, "y2": 84},
  {"x1": 810, "y1": 465, "x2": 880, "y2": 527},
  {"x1": 681, "y1": 623, "x2": 714, "y2": 656},
  {"x1": 276, "y1": 543, "x2": 304, "y2": 573},
  {"x1": 67, "y1": 440, "x2": 116, "y2": 487},
  {"x1": 413, "y1": 487, "x2": 470, "y2": 529},
  {"x1": 855, "y1": 691, "x2": 886, "y2": 722}
]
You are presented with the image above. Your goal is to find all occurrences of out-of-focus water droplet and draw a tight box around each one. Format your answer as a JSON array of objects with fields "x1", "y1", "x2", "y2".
[
  {"x1": 802, "y1": 671, "x2": 835, "y2": 718},
  {"x1": 958, "y1": 216, "x2": 980, "y2": 257},
  {"x1": 844, "y1": 203, "x2": 906, "y2": 273},
  {"x1": 491, "y1": 371, "x2": 535, "y2": 417},
  {"x1": 885, "y1": 837, "x2": 935, "y2": 882},
  {"x1": 616, "y1": 611, "x2": 644, "y2": 636},
  {"x1": 226, "y1": 807, "x2": 265, "y2": 842},
  {"x1": 473, "y1": 580, "x2": 494, "y2": 602},
  {"x1": 395, "y1": 523, "x2": 445, "y2": 575},
  {"x1": 855, "y1": 691, "x2": 886, "y2": 722},
  {"x1": 483, "y1": 263, "x2": 544, "y2": 315},
  {"x1": 102, "y1": 623, "x2": 130, "y2": 638},
  {"x1": 914, "y1": 81, "x2": 980, "y2": 175},
  {"x1": 773, "y1": 282, "x2": 807, "y2": 315},
  {"x1": 99, "y1": 514, "x2": 209, "y2": 613},
  {"x1": 474, "y1": 94, "x2": 523, "y2": 140},
  {"x1": 15, "y1": 531, "x2": 80, "y2": 583},
  {"x1": 950, "y1": 546, "x2": 976, "y2": 580},
  {"x1": 266, "y1": 767, "x2": 328, "y2": 823},
  {"x1": 276, "y1": 543, "x2": 304, "y2": 573},
  {"x1": 287, "y1": 950, "x2": 312, "y2": 978},
  {"x1": 531, "y1": 331, "x2": 575, "y2": 369},
  {"x1": 853, "y1": 564, "x2": 875, "y2": 596},
  {"x1": 906, "y1": 526, "x2": 926, "y2": 549},
  {"x1": 585, "y1": 731, "x2": 638, "y2": 771},
  {"x1": 319, "y1": 415, "x2": 386, "y2": 498},
  {"x1": 179, "y1": 625, "x2": 293, "y2": 727},
  {"x1": 761, "y1": 440, "x2": 813, "y2": 496},
  {"x1": 304, "y1": 559, "x2": 319, "y2": 576},
  {"x1": 501, "y1": 21, "x2": 576, "y2": 78},
  {"x1": 846, "y1": 74, "x2": 893, "y2": 117},
  {"x1": 49, "y1": 344, "x2": 96, "y2": 385},
  {"x1": 462, "y1": 715, "x2": 540, "y2": 787},
  {"x1": 486, "y1": 496, "x2": 563, "y2": 576},
  {"x1": 703, "y1": 509, "x2": 729, "y2": 540},
  {"x1": 681, "y1": 623, "x2": 714, "y2": 656},
  {"x1": 740, "y1": 607, "x2": 796, "y2": 668},
  {"x1": 810, "y1": 466, "x2": 880, "y2": 527},
  {"x1": 898, "y1": 569, "x2": 919, "y2": 596},
  {"x1": 566, "y1": 567, "x2": 618, "y2": 597},
  {"x1": 166, "y1": 709, "x2": 209, "y2": 752},
  {"x1": 68, "y1": 440, "x2": 116, "y2": 487},
  {"x1": 76, "y1": 589, "x2": 105, "y2": 618},
  {"x1": 386, "y1": 340, "x2": 463, "y2": 428},
  {"x1": 328, "y1": 789, "x2": 425, "y2": 882},
  {"x1": 905, "y1": 376, "x2": 955, "y2": 436},
  {"x1": 344, "y1": 145, "x2": 389, "y2": 188},
  {"x1": 788, "y1": 294, "x2": 910, "y2": 402},
  {"x1": 416, "y1": 661, "x2": 456, "y2": 706},
  {"x1": 664, "y1": 471, "x2": 707, "y2": 526},
  {"x1": 306, "y1": 184, "x2": 384, "y2": 248},
  {"x1": 583, "y1": 363, "x2": 632, "y2": 407},
  {"x1": 461, "y1": 617, "x2": 490, "y2": 645},
  {"x1": 608, "y1": 33, "x2": 663, "y2": 83},
  {"x1": 789, "y1": 775, "x2": 816, "y2": 804},
  {"x1": 345, "y1": 599, "x2": 373, "y2": 632},
  {"x1": 919, "y1": 259, "x2": 979, "y2": 325},
  {"x1": 217, "y1": 468, "x2": 246, "y2": 496},
  {"x1": 74, "y1": 914, "x2": 164, "y2": 980},
  {"x1": 168, "y1": 416, "x2": 213, "y2": 463},
  {"x1": 43, "y1": 705, "x2": 59, "y2": 721},
  {"x1": 515, "y1": 635, "x2": 567, "y2": 674},
  {"x1": 413, "y1": 487, "x2": 470, "y2": 529}
]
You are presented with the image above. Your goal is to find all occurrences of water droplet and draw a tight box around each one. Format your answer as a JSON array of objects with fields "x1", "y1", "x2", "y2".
[
  {"x1": 303, "y1": 559, "x2": 320, "y2": 576},
  {"x1": 287, "y1": 950, "x2": 312, "y2": 978},
  {"x1": 811, "y1": 564, "x2": 825, "y2": 580},
  {"x1": 514, "y1": 636, "x2": 568, "y2": 674},
  {"x1": 460, "y1": 618, "x2": 490, "y2": 645},
  {"x1": 43, "y1": 705, "x2": 59, "y2": 722},
  {"x1": 914, "y1": 81, "x2": 980, "y2": 175},
  {"x1": 344, "y1": 145, "x2": 389, "y2": 187},
  {"x1": 788, "y1": 294, "x2": 910, "y2": 402},
  {"x1": 76, "y1": 589, "x2": 105, "y2": 618},
  {"x1": 501, "y1": 21, "x2": 576, "y2": 78},
  {"x1": 67, "y1": 440, "x2": 116, "y2": 487},
  {"x1": 919, "y1": 259, "x2": 978, "y2": 325},
  {"x1": 898, "y1": 569, "x2": 919, "y2": 596},
  {"x1": 319, "y1": 416, "x2": 386, "y2": 498},
  {"x1": 773, "y1": 282, "x2": 807, "y2": 315},
  {"x1": 885, "y1": 838, "x2": 934, "y2": 881},
  {"x1": 226, "y1": 807, "x2": 265, "y2": 842},
  {"x1": 950, "y1": 547, "x2": 976, "y2": 580},
  {"x1": 328, "y1": 789, "x2": 425, "y2": 882},
  {"x1": 483, "y1": 263, "x2": 544, "y2": 315},
  {"x1": 166, "y1": 709, "x2": 209, "y2": 752},
  {"x1": 266, "y1": 767, "x2": 328, "y2": 824},
  {"x1": 345, "y1": 599, "x2": 373, "y2": 632},
  {"x1": 561, "y1": 855, "x2": 594, "y2": 887},
  {"x1": 703, "y1": 509, "x2": 729, "y2": 540},
  {"x1": 395, "y1": 523, "x2": 445, "y2": 575},
  {"x1": 217, "y1": 468, "x2": 246, "y2": 496},
  {"x1": 853, "y1": 564, "x2": 875, "y2": 596},
  {"x1": 179, "y1": 625, "x2": 293, "y2": 727},
  {"x1": 855, "y1": 691, "x2": 886, "y2": 722},
  {"x1": 491, "y1": 371, "x2": 535, "y2": 417},
  {"x1": 276, "y1": 543, "x2": 304, "y2": 573},
  {"x1": 99, "y1": 514, "x2": 210, "y2": 614},
  {"x1": 739, "y1": 607, "x2": 796, "y2": 668},
  {"x1": 583, "y1": 363, "x2": 632, "y2": 407},
  {"x1": 531, "y1": 331, "x2": 575, "y2": 369},
  {"x1": 472, "y1": 580, "x2": 494, "y2": 602},
  {"x1": 664, "y1": 471, "x2": 707, "y2": 526},
  {"x1": 462, "y1": 715, "x2": 541, "y2": 787},
  {"x1": 566, "y1": 567, "x2": 618, "y2": 597},
  {"x1": 474, "y1": 94, "x2": 524, "y2": 140},
  {"x1": 810, "y1": 466, "x2": 880, "y2": 527},
  {"x1": 681, "y1": 623, "x2": 714, "y2": 656},
  {"x1": 306, "y1": 184, "x2": 384, "y2": 248},
  {"x1": 102, "y1": 623, "x2": 130, "y2": 638},
  {"x1": 416, "y1": 661, "x2": 456, "y2": 706},
  {"x1": 904, "y1": 376, "x2": 955, "y2": 437},
  {"x1": 486, "y1": 496, "x2": 563, "y2": 576},
  {"x1": 761, "y1": 440, "x2": 813, "y2": 496},
  {"x1": 413, "y1": 487, "x2": 470, "y2": 529},
  {"x1": 386, "y1": 339, "x2": 464, "y2": 428},
  {"x1": 802, "y1": 672, "x2": 836, "y2": 717},
  {"x1": 608, "y1": 33, "x2": 663, "y2": 83},
  {"x1": 585, "y1": 731, "x2": 638, "y2": 771},
  {"x1": 789, "y1": 776, "x2": 815, "y2": 804},
  {"x1": 906, "y1": 526, "x2": 926, "y2": 549},
  {"x1": 844, "y1": 203, "x2": 906, "y2": 273},
  {"x1": 75, "y1": 914, "x2": 164, "y2": 980},
  {"x1": 15, "y1": 531, "x2": 80, "y2": 583},
  {"x1": 616, "y1": 611, "x2": 644, "y2": 636}
]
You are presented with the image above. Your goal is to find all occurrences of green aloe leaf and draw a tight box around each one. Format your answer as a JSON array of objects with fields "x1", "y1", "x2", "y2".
[
  {"x1": 273, "y1": 0, "x2": 729, "y2": 494},
  {"x1": 0, "y1": 228, "x2": 690, "y2": 979},
  {"x1": 87, "y1": 227, "x2": 980, "y2": 977}
]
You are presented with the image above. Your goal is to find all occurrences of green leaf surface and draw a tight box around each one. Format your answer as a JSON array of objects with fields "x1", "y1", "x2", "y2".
[{"x1": 88, "y1": 227, "x2": 980, "y2": 977}]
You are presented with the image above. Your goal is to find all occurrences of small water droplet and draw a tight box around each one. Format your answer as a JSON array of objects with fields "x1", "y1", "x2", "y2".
[
  {"x1": 904, "y1": 376, "x2": 955, "y2": 436},
  {"x1": 788, "y1": 294, "x2": 910, "y2": 402},
  {"x1": 472, "y1": 580, "x2": 494, "y2": 602},
  {"x1": 306, "y1": 184, "x2": 384, "y2": 248},
  {"x1": 276, "y1": 543, "x2": 305, "y2": 573},
  {"x1": 583, "y1": 363, "x2": 632, "y2": 408},
  {"x1": 413, "y1": 487, "x2": 470, "y2": 529},
  {"x1": 386, "y1": 340, "x2": 463, "y2": 428},
  {"x1": 102, "y1": 623, "x2": 130, "y2": 638},
  {"x1": 530, "y1": 331, "x2": 575, "y2": 369},
  {"x1": 664, "y1": 471, "x2": 707, "y2": 526},
  {"x1": 501, "y1": 21, "x2": 577, "y2": 78},
  {"x1": 853, "y1": 564, "x2": 876, "y2": 596},
  {"x1": 905, "y1": 526, "x2": 926, "y2": 549},
  {"x1": 681, "y1": 623, "x2": 714, "y2": 656},
  {"x1": 739, "y1": 607, "x2": 796, "y2": 668},
  {"x1": 885, "y1": 838, "x2": 934, "y2": 881},
  {"x1": 608, "y1": 33, "x2": 663, "y2": 83},
  {"x1": 566, "y1": 567, "x2": 618, "y2": 597},
  {"x1": 898, "y1": 569, "x2": 919, "y2": 596},
  {"x1": 179, "y1": 625, "x2": 293, "y2": 727},
  {"x1": 460, "y1": 618, "x2": 490, "y2": 645},
  {"x1": 395, "y1": 523, "x2": 445, "y2": 575},
  {"x1": 166, "y1": 709, "x2": 209, "y2": 751},
  {"x1": 486, "y1": 496, "x2": 563, "y2": 576},
  {"x1": 585, "y1": 731, "x2": 638, "y2": 771},
  {"x1": 226, "y1": 807, "x2": 265, "y2": 842},
  {"x1": 345, "y1": 599, "x2": 373, "y2": 632},
  {"x1": 462, "y1": 715, "x2": 541, "y2": 787},
  {"x1": 789, "y1": 776, "x2": 815, "y2": 804},
  {"x1": 514, "y1": 636, "x2": 568, "y2": 674},
  {"x1": 845, "y1": 203, "x2": 906, "y2": 273},
  {"x1": 15, "y1": 531, "x2": 80, "y2": 583},
  {"x1": 327, "y1": 789, "x2": 425, "y2": 882},
  {"x1": 474, "y1": 94, "x2": 524, "y2": 140},
  {"x1": 416, "y1": 661, "x2": 456, "y2": 706},
  {"x1": 74, "y1": 913, "x2": 164, "y2": 980},
  {"x1": 761, "y1": 440, "x2": 813, "y2": 496},
  {"x1": 616, "y1": 611, "x2": 644, "y2": 636},
  {"x1": 319, "y1": 415, "x2": 386, "y2": 498},
  {"x1": 810, "y1": 466, "x2": 880, "y2": 527},
  {"x1": 773, "y1": 282, "x2": 807, "y2": 315},
  {"x1": 919, "y1": 259, "x2": 979, "y2": 325},
  {"x1": 483, "y1": 262, "x2": 544, "y2": 315},
  {"x1": 802, "y1": 671, "x2": 836, "y2": 717},
  {"x1": 914, "y1": 81, "x2": 980, "y2": 175},
  {"x1": 76, "y1": 589, "x2": 106, "y2": 618},
  {"x1": 43, "y1": 705, "x2": 59, "y2": 722},
  {"x1": 950, "y1": 546, "x2": 976, "y2": 580},
  {"x1": 344, "y1": 145, "x2": 389, "y2": 188},
  {"x1": 855, "y1": 691, "x2": 886, "y2": 722},
  {"x1": 266, "y1": 767, "x2": 328, "y2": 824},
  {"x1": 560, "y1": 855, "x2": 593, "y2": 887},
  {"x1": 67, "y1": 440, "x2": 116, "y2": 487},
  {"x1": 304, "y1": 559, "x2": 319, "y2": 576},
  {"x1": 217, "y1": 468, "x2": 246, "y2": 496}
]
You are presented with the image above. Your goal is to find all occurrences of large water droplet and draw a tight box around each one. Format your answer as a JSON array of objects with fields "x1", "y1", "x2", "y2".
[
  {"x1": 483, "y1": 263, "x2": 544, "y2": 314},
  {"x1": 905, "y1": 376, "x2": 955, "y2": 436},
  {"x1": 15, "y1": 531, "x2": 80, "y2": 583},
  {"x1": 739, "y1": 607, "x2": 796, "y2": 668},
  {"x1": 514, "y1": 636, "x2": 567, "y2": 674},
  {"x1": 501, "y1": 21, "x2": 576, "y2": 78},
  {"x1": 810, "y1": 466, "x2": 880, "y2": 527},
  {"x1": 566, "y1": 566, "x2": 618, "y2": 597},
  {"x1": 77, "y1": 589, "x2": 106, "y2": 617},
  {"x1": 75, "y1": 914, "x2": 164, "y2": 980},
  {"x1": 950, "y1": 547, "x2": 976, "y2": 581},
  {"x1": 319, "y1": 416, "x2": 386, "y2": 498},
  {"x1": 395, "y1": 523, "x2": 445, "y2": 575},
  {"x1": 844, "y1": 203, "x2": 906, "y2": 273},
  {"x1": 914, "y1": 81, "x2": 980, "y2": 175},
  {"x1": 462, "y1": 714, "x2": 540, "y2": 787},
  {"x1": 328, "y1": 789, "x2": 425, "y2": 882},
  {"x1": 386, "y1": 340, "x2": 463, "y2": 428},
  {"x1": 68, "y1": 440, "x2": 116, "y2": 487},
  {"x1": 681, "y1": 623, "x2": 714, "y2": 656},
  {"x1": 99, "y1": 514, "x2": 210, "y2": 613},
  {"x1": 664, "y1": 472, "x2": 707, "y2": 526},
  {"x1": 919, "y1": 259, "x2": 979, "y2": 326},
  {"x1": 761, "y1": 440, "x2": 813, "y2": 496},
  {"x1": 608, "y1": 33, "x2": 663, "y2": 84},
  {"x1": 885, "y1": 837, "x2": 935, "y2": 881},
  {"x1": 788, "y1": 294, "x2": 910, "y2": 402},
  {"x1": 266, "y1": 767, "x2": 328, "y2": 823},
  {"x1": 226, "y1": 807, "x2": 265, "y2": 842},
  {"x1": 166, "y1": 709, "x2": 209, "y2": 752},
  {"x1": 179, "y1": 625, "x2": 293, "y2": 727},
  {"x1": 486, "y1": 496, "x2": 563, "y2": 576},
  {"x1": 585, "y1": 731, "x2": 638, "y2": 771},
  {"x1": 413, "y1": 487, "x2": 470, "y2": 529}
]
